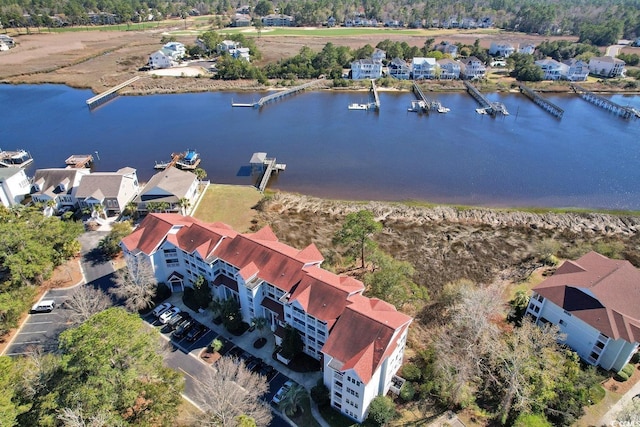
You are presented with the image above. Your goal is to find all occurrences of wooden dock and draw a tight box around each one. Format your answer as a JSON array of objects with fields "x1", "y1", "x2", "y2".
[
  {"x1": 233, "y1": 78, "x2": 325, "y2": 109},
  {"x1": 411, "y1": 82, "x2": 449, "y2": 113},
  {"x1": 86, "y1": 76, "x2": 140, "y2": 109},
  {"x1": 370, "y1": 79, "x2": 380, "y2": 110},
  {"x1": 519, "y1": 84, "x2": 564, "y2": 118},
  {"x1": 250, "y1": 152, "x2": 286, "y2": 192},
  {"x1": 65, "y1": 154, "x2": 94, "y2": 168},
  {"x1": 571, "y1": 84, "x2": 635, "y2": 119},
  {"x1": 154, "y1": 150, "x2": 201, "y2": 171},
  {"x1": 464, "y1": 81, "x2": 509, "y2": 116}
]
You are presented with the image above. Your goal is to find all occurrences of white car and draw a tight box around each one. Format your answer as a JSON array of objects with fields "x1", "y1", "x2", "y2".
[
  {"x1": 159, "y1": 307, "x2": 181, "y2": 324},
  {"x1": 152, "y1": 302, "x2": 173, "y2": 318},
  {"x1": 271, "y1": 380, "x2": 295, "y2": 405}
]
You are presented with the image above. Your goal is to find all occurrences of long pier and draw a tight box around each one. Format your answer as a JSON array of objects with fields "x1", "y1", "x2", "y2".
[
  {"x1": 370, "y1": 79, "x2": 380, "y2": 110},
  {"x1": 571, "y1": 84, "x2": 635, "y2": 119},
  {"x1": 464, "y1": 81, "x2": 509, "y2": 116},
  {"x1": 519, "y1": 84, "x2": 564, "y2": 118},
  {"x1": 233, "y1": 79, "x2": 325, "y2": 109},
  {"x1": 412, "y1": 82, "x2": 449, "y2": 113},
  {"x1": 86, "y1": 76, "x2": 140, "y2": 109}
]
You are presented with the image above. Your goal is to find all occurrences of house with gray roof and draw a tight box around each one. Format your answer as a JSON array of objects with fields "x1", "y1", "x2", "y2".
[
  {"x1": 31, "y1": 168, "x2": 89, "y2": 209},
  {"x1": 134, "y1": 167, "x2": 198, "y2": 215},
  {"x1": 75, "y1": 167, "x2": 139, "y2": 216}
]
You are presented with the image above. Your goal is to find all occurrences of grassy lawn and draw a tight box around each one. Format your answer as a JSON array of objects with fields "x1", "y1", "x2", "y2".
[
  {"x1": 174, "y1": 398, "x2": 203, "y2": 426},
  {"x1": 289, "y1": 396, "x2": 323, "y2": 427},
  {"x1": 215, "y1": 26, "x2": 500, "y2": 38},
  {"x1": 192, "y1": 184, "x2": 263, "y2": 232}
]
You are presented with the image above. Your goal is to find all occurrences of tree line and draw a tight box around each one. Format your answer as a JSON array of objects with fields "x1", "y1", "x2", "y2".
[{"x1": 1, "y1": 0, "x2": 639, "y2": 45}]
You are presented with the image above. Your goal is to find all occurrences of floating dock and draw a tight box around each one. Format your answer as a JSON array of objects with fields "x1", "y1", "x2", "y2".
[
  {"x1": 86, "y1": 76, "x2": 141, "y2": 110},
  {"x1": 233, "y1": 78, "x2": 325, "y2": 109},
  {"x1": 519, "y1": 84, "x2": 564, "y2": 118},
  {"x1": 250, "y1": 152, "x2": 286, "y2": 192},
  {"x1": 571, "y1": 84, "x2": 636, "y2": 119},
  {"x1": 411, "y1": 82, "x2": 449, "y2": 113},
  {"x1": 0, "y1": 149, "x2": 33, "y2": 168},
  {"x1": 65, "y1": 154, "x2": 94, "y2": 168},
  {"x1": 464, "y1": 81, "x2": 509, "y2": 116}
]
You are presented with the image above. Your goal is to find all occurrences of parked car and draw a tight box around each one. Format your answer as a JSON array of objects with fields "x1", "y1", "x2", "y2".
[
  {"x1": 31, "y1": 300, "x2": 56, "y2": 313},
  {"x1": 247, "y1": 357, "x2": 263, "y2": 372},
  {"x1": 271, "y1": 380, "x2": 295, "y2": 405},
  {"x1": 167, "y1": 312, "x2": 191, "y2": 330},
  {"x1": 259, "y1": 364, "x2": 276, "y2": 380},
  {"x1": 185, "y1": 323, "x2": 208, "y2": 342},
  {"x1": 152, "y1": 302, "x2": 172, "y2": 317},
  {"x1": 159, "y1": 307, "x2": 181, "y2": 324},
  {"x1": 172, "y1": 319, "x2": 196, "y2": 339}
]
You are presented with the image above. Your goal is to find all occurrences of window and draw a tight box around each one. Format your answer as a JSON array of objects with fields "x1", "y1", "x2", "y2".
[
  {"x1": 165, "y1": 259, "x2": 179, "y2": 267},
  {"x1": 590, "y1": 352, "x2": 599, "y2": 360},
  {"x1": 596, "y1": 341, "x2": 605, "y2": 349},
  {"x1": 559, "y1": 319, "x2": 567, "y2": 326}
]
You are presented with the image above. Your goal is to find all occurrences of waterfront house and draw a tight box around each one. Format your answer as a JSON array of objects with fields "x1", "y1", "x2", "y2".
[
  {"x1": 388, "y1": 58, "x2": 410, "y2": 80},
  {"x1": 134, "y1": 167, "x2": 198, "y2": 215},
  {"x1": 518, "y1": 44, "x2": 536, "y2": 55},
  {"x1": 120, "y1": 213, "x2": 412, "y2": 423},
  {"x1": 351, "y1": 59, "x2": 383, "y2": 80},
  {"x1": 0, "y1": 168, "x2": 30, "y2": 208},
  {"x1": 262, "y1": 14, "x2": 294, "y2": 27},
  {"x1": 412, "y1": 57, "x2": 438, "y2": 79},
  {"x1": 489, "y1": 42, "x2": 516, "y2": 58},
  {"x1": 526, "y1": 252, "x2": 640, "y2": 372},
  {"x1": 75, "y1": 168, "x2": 139, "y2": 217},
  {"x1": 162, "y1": 42, "x2": 186, "y2": 60},
  {"x1": 31, "y1": 168, "x2": 89, "y2": 209},
  {"x1": 148, "y1": 51, "x2": 173, "y2": 69},
  {"x1": 459, "y1": 56, "x2": 486, "y2": 79},
  {"x1": 437, "y1": 58, "x2": 460, "y2": 79},
  {"x1": 589, "y1": 56, "x2": 626, "y2": 78},
  {"x1": 534, "y1": 58, "x2": 564, "y2": 80},
  {"x1": 562, "y1": 59, "x2": 589, "y2": 81}
]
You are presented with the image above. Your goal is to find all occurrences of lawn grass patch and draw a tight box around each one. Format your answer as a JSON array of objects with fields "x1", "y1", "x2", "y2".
[{"x1": 193, "y1": 184, "x2": 263, "y2": 232}]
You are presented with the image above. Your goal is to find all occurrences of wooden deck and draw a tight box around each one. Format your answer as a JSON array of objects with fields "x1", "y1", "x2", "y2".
[{"x1": 65, "y1": 154, "x2": 94, "y2": 168}]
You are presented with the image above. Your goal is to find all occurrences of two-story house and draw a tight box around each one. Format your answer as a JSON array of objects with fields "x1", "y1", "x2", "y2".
[
  {"x1": 562, "y1": 59, "x2": 589, "y2": 81},
  {"x1": 489, "y1": 42, "x2": 516, "y2": 58},
  {"x1": 262, "y1": 14, "x2": 294, "y2": 27},
  {"x1": 75, "y1": 167, "x2": 139, "y2": 216},
  {"x1": 120, "y1": 214, "x2": 412, "y2": 423},
  {"x1": 351, "y1": 59, "x2": 383, "y2": 80},
  {"x1": 459, "y1": 56, "x2": 486, "y2": 80},
  {"x1": 534, "y1": 58, "x2": 564, "y2": 80},
  {"x1": 387, "y1": 58, "x2": 410, "y2": 80},
  {"x1": 526, "y1": 252, "x2": 640, "y2": 372},
  {"x1": 134, "y1": 167, "x2": 198, "y2": 215},
  {"x1": 30, "y1": 168, "x2": 89, "y2": 209},
  {"x1": 437, "y1": 58, "x2": 461, "y2": 79},
  {"x1": 0, "y1": 168, "x2": 30, "y2": 208}
]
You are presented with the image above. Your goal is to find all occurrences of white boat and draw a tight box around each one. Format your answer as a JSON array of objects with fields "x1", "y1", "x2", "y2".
[
  {"x1": 437, "y1": 107, "x2": 450, "y2": 113},
  {"x1": 348, "y1": 103, "x2": 369, "y2": 110},
  {"x1": 0, "y1": 149, "x2": 33, "y2": 168},
  {"x1": 408, "y1": 100, "x2": 426, "y2": 112}
]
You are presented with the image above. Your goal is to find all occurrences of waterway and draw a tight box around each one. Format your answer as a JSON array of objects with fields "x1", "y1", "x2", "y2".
[{"x1": 1, "y1": 84, "x2": 639, "y2": 210}]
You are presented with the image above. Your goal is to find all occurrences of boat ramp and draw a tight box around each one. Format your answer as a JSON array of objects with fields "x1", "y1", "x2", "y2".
[
  {"x1": 464, "y1": 81, "x2": 509, "y2": 116},
  {"x1": 86, "y1": 76, "x2": 140, "y2": 110},
  {"x1": 571, "y1": 84, "x2": 637, "y2": 119},
  {"x1": 250, "y1": 152, "x2": 286, "y2": 192},
  {"x1": 0, "y1": 149, "x2": 33, "y2": 168},
  {"x1": 410, "y1": 82, "x2": 449, "y2": 113},
  {"x1": 232, "y1": 78, "x2": 325, "y2": 109},
  {"x1": 154, "y1": 150, "x2": 201, "y2": 171},
  {"x1": 519, "y1": 85, "x2": 564, "y2": 119}
]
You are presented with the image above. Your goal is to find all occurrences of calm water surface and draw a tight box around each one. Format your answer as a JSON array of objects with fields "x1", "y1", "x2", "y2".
[{"x1": 1, "y1": 84, "x2": 639, "y2": 210}]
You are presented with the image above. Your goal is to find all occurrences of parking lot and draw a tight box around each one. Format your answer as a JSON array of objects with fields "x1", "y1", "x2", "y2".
[{"x1": 4, "y1": 288, "x2": 76, "y2": 356}]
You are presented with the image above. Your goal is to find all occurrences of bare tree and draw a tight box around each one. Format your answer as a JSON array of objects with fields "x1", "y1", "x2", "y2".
[
  {"x1": 57, "y1": 407, "x2": 110, "y2": 427},
  {"x1": 110, "y1": 256, "x2": 157, "y2": 312},
  {"x1": 191, "y1": 357, "x2": 272, "y2": 427},
  {"x1": 64, "y1": 286, "x2": 111, "y2": 325},
  {"x1": 433, "y1": 281, "x2": 503, "y2": 407},
  {"x1": 616, "y1": 398, "x2": 640, "y2": 426}
]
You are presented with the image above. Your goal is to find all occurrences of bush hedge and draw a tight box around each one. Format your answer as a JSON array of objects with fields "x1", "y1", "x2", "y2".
[
  {"x1": 401, "y1": 363, "x2": 422, "y2": 381},
  {"x1": 631, "y1": 352, "x2": 640, "y2": 364},
  {"x1": 614, "y1": 371, "x2": 629, "y2": 382},
  {"x1": 621, "y1": 363, "x2": 635, "y2": 377},
  {"x1": 400, "y1": 381, "x2": 416, "y2": 402}
]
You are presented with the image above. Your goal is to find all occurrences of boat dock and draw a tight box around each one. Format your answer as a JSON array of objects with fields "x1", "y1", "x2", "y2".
[
  {"x1": 411, "y1": 82, "x2": 449, "y2": 113},
  {"x1": 519, "y1": 84, "x2": 564, "y2": 118},
  {"x1": 86, "y1": 76, "x2": 141, "y2": 109},
  {"x1": 65, "y1": 154, "x2": 93, "y2": 168},
  {"x1": 370, "y1": 80, "x2": 380, "y2": 110},
  {"x1": 232, "y1": 78, "x2": 325, "y2": 109},
  {"x1": 571, "y1": 84, "x2": 636, "y2": 119},
  {"x1": 250, "y1": 152, "x2": 286, "y2": 192},
  {"x1": 0, "y1": 149, "x2": 33, "y2": 168},
  {"x1": 154, "y1": 150, "x2": 201, "y2": 171},
  {"x1": 464, "y1": 81, "x2": 509, "y2": 116}
]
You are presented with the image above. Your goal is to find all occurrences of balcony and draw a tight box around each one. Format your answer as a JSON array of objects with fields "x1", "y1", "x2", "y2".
[{"x1": 389, "y1": 375, "x2": 405, "y2": 395}]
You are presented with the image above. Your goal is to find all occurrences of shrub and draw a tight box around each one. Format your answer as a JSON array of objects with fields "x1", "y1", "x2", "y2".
[
  {"x1": 513, "y1": 413, "x2": 552, "y2": 427},
  {"x1": 401, "y1": 363, "x2": 422, "y2": 381},
  {"x1": 311, "y1": 381, "x2": 330, "y2": 408},
  {"x1": 588, "y1": 384, "x2": 606, "y2": 404},
  {"x1": 614, "y1": 371, "x2": 629, "y2": 382},
  {"x1": 210, "y1": 338, "x2": 223, "y2": 353},
  {"x1": 621, "y1": 363, "x2": 635, "y2": 377},
  {"x1": 631, "y1": 352, "x2": 640, "y2": 364},
  {"x1": 399, "y1": 381, "x2": 416, "y2": 402},
  {"x1": 182, "y1": 287, "x2": 200, "y2": 312},
  {"x1": 155, "y1": 283, "x2": 171, "y2": 302}
]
